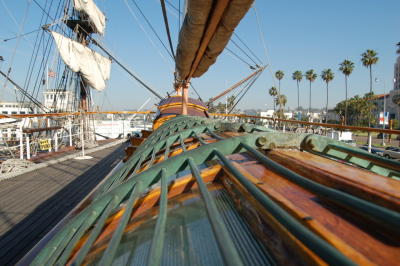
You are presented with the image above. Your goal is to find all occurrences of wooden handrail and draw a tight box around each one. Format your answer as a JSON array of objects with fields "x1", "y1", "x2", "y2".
[
  {"x1": 2, "y1": 110, "x2": 399, "y2": 135},
  {"x1": 0, "y1": 111, "x2": 155, "y2": 119},
  {"x1": 23, "y1": 126, "x2": 62, "y2": 133}
]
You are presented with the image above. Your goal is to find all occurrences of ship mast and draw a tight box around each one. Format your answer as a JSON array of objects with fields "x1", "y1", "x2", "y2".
[
  {"x1": 60, "y1": 0, "x2": 163, "y2": 105},
  {"x1": 48, "y1": 0, "x2": 110, "y2": 146},
  {"x1": 77, "y1": 29, "x2": 89, "y2": 112},
  {"x1": 65, "y1": 0, "x2": 106, "y2": 112}
]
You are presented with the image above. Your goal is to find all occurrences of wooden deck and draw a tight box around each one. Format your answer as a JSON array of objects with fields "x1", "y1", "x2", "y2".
[{"x1": 0, "y1": 142, "x2": 127, "y2": 265}]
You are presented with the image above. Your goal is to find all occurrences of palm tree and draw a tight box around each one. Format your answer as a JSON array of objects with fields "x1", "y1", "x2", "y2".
[
  {"x1": 305, "y1": 69, "x2": 317, "y2": 117},
  {"x1": 321, "y1": 69, "x2": 335, "y2": 122},
  {"x1": 275, "y1": 70, "x2": 284, "y2": 113},
  {"x1": 276, "y1": 94, "x2": 287, "y2": 118},
  {"x1": 269, "y1": 86, "x2": 278, "y2": 114},
  {"x1": 339, "y1": 60, "x2": 355, "y2": 125},
  {"x1": 361, "y1": 49, "x2": 379, "y2": 138},
  {"x1": 361, "y1": 50, "x2": 379, "y2": 95},
  {"x1": 292, "y1": 70, "x2": 302, "y2": 117},
  {"x1": 277, "y1": 94, "x2": 287, "y2": 107},
  {"x1": 275, "y1": 70, "x2": 284, "y2": 92}
]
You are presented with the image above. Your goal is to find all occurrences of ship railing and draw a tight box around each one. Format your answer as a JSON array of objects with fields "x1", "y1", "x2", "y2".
[
  {"x1": 0, "y1": 123, "x2": 81, "y2": 161},
  {"x1": 0, "y1": 111, "x2": 155, "y2": 162},
  {"x1": 209, "y1": 113, "x2": 400, "y2": 151}
]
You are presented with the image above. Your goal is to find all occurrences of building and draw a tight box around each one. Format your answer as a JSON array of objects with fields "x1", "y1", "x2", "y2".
[
  {"x1": 371, "y1": 44, "x2": 400, "y2": 126},
  {"x1": 307, "y1": 112, "x2": 321, "y2": 122},
  {"x1": 388, "y1": 43, "x2": 400, "y2": 122},
  {"x1": 260, "y1": 110, "x2": 274, "y2": 118},
  {"x1": 394, "y1": 42, "x2": 400, "y2": 90},
  {"x1": 387, "y1": 89, "x2": 400, "y2": 122},
  {"x1": 326, "y1": 110, "x2": 339, "y2": 122},
  {"x1": 0, "y1": 102, "x2": 34, "y2": 141},
  {"x1": 283, "y1": 112, "x2": 293, "y2": 119},
  {"x1": 43, "y1": 89, "x2": 74, "y2": 112},
  {"x1": 372, "y1": 93, "x2": 400, "y2": 125},
  {"x1": 260, "y1": 110, "x2": 293, "y2": 120},
  {"x1": 0, "y1": 102, "x2": 33, "y2": 115},
  {"x1": 373, "y1": 93, "x2": 389, "y2": 110}
]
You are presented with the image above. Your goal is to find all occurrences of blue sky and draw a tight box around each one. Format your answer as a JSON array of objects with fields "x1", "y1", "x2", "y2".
[{"x1": 0, "y1": 0, "x2": 399, "y2": 111}]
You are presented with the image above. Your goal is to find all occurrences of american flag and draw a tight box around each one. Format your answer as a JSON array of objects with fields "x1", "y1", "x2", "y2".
[{"x1": 48, "y1": 69, "x2": 56, "y2": 78}]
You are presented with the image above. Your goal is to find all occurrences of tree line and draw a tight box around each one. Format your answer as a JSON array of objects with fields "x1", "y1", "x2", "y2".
[{"x1": 268, "y1": 49, "x2": 380, "y2": 125}]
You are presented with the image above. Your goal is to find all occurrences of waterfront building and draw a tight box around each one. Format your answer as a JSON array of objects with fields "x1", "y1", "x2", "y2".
[
  {"x1": 371, "y1": 44, "x2": 400, "y2": 125},
  {"x1": 394, "y1": 43, "x2": 400, "y2": 90},
  {"x1": 0, "y1": 101, "x2": 33, "y2": 115},
  {"x1": 0, "y1": 102, "x2": 34, "y2": 141},
  {"x1": 260, "y1": 110, "x2": 274, "y2": 118}
]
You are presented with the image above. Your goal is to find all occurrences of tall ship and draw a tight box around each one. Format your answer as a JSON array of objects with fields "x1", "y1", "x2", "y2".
[{"x1": 0, "y1": 0, "x2": 398, "y2": 265}]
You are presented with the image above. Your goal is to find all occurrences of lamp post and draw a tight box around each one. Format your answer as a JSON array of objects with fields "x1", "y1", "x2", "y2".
[{"x1": 375, "y1": 78, "x2": 387, "y2": 146}]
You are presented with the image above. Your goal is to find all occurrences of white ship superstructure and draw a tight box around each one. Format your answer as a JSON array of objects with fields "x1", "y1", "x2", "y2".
[
  {"x1": 93, "y1": 114, "x2": 153, "y2": 140},
  {"x1": 43, "y1": 90, "x2": 74, "y2": 112}
]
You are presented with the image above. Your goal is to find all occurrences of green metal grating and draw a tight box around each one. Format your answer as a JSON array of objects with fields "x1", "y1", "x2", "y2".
[{"x1": 29, "y1": 116, "x2": 400, "y2": 266}]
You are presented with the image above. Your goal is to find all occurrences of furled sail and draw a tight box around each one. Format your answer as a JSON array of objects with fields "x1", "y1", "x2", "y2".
[
  {"x1": 175, "y1": 0, "x2": 254, "y2": 80},
  {"x1": 51, "y1": 31, "x2": 111, "y2": 91},
  {"x1": 73, "y1": 0, "x2": 106, "y2": 35}
]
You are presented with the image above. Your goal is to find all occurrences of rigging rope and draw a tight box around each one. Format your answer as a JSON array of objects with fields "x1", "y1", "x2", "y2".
[
  {"x1": 2, "y1": 13, "x2": 66, "y2": 43},
  {"x1": 1, "y1": 0, "x2": 32, "y2": 93},
  {"x1": 233, "y1": 75, "x2": 255, "y2": 100},
  {"x1": 189, "y1": 83, "x2": 203, "y2": 102},
  {"x1": 233, "y1": 32, "x2": 264, "y2": 65},
  {"x1": 159, "y1": 0, "x2": 176, "y2": 60},
  {"x1": 164, "y1": 0, "x2": 260, "y2": 70},
  {"x1": 36, "y1": 0, "x2": 165, "y2": 105},
  {"x1": 29, "y1": 25, "x2": 56, "y2": 107},
  {"x1": 89, "y1": 38, "x2": 163, "y2": 100},
  {"x1": 228, "y1": 71, "x2": 262, "y2": 114},
  {"x1": 136, "y1": 0, "x2": 204, "y2": 100},
  {"x1": 253, "y1": 5, "x2": 276, "y2": 87},
  {"x1": 124, "y1": 0, "x2": 173, "y2": 71},
  {"x1": 230, "y1": 38, "x2": 259, "y2": 67},
  {"x1": 32, "y1": 0, "x2": 70, "y2": 36},
  {"x1": 130, "y1": 0, "x2": 174, "y2": 60},
  {"x1": 164, "y1": 0, "x2": 181, "y2": 29},
  {"x1": 225, "y1": 47, "x2": 254, "y2": 69},
  {"x1": 178, "y1": 0, "x2": 181, "y2": 32},
  {"x1": 2, "y1": 28, "x2": 42, "y2": 42},
  {"x1": 23, "y1": 0, "x2": 50, "y2": 90},
  {"x1": 0, "y1": 70, "x2": 48, "y2": 112},
  {"x1": 22, "y1": 0, "x2": 65, "y2": 110}
]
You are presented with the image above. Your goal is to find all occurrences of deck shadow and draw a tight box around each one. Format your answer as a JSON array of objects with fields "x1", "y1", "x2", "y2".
[{"x1": 0, "y1": 143, "x2": 127, "y2": 266}]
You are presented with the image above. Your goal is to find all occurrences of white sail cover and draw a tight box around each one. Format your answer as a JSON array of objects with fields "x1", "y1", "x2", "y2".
[
  {"x1": 73, "y1": 0, "x2": 106, "y2": 35},
  {"x1": 51, "y1": 31, "x2": 111, "y2": 91}
]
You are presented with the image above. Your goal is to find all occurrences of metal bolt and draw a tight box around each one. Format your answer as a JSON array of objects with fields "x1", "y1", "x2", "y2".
[
  {"x1": 269, "y1": 142, "x2": 276, "y2": 149},
  {"x1": 257, "y1": 136, "x2": 268, "y2": 147}
]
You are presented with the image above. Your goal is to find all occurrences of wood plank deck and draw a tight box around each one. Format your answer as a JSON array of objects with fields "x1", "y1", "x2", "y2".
[{"x1": 0, "y1": 142, "x2": 127, "y2": 265}]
